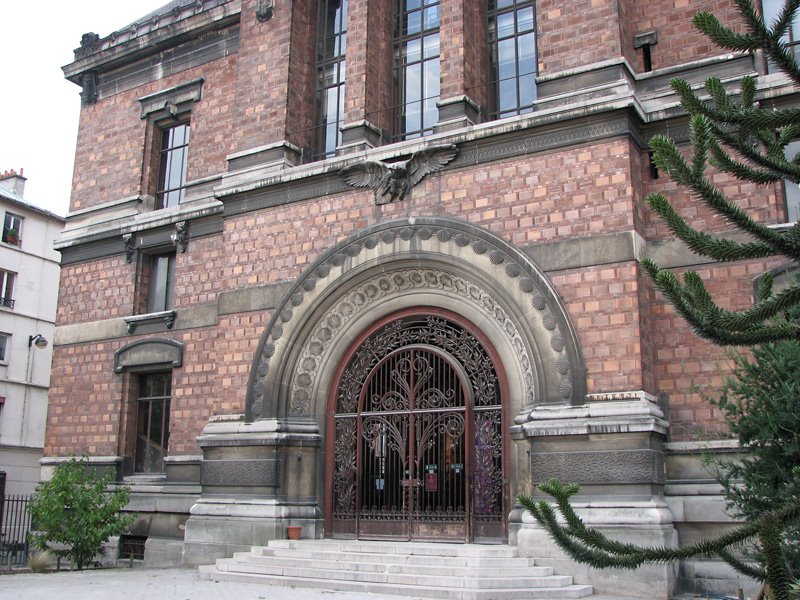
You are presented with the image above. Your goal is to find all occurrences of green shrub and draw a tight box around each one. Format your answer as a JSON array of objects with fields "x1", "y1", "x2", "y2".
[{"x1": 29, "y1": 457, "x2": 134, "y2": 570}]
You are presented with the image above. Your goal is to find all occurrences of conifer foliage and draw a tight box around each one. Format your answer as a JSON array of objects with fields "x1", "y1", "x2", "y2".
[
  {"x1": 643, "y1": 0, "x2": 800, "y2": 345},
  {"x1": 520, "y1": 2, "x2": 800, "y2": 599}
]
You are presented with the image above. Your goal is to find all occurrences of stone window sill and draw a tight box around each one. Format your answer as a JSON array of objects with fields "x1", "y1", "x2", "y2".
[{"x1": 124, "y1": 310, "x2": 176, "y2": 334}]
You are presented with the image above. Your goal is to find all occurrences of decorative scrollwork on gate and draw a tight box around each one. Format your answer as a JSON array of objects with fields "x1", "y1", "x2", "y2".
[
  {"x1": 415, "y1": 412, "x2": 465, "y2": 459},
  {"x1": 473, "y1": 410, "x2": 503, "y2": 517},
  {"x1": 333, "y1": 417, "x2": 357, "y2": 517},
  {"x1": 336, "y1": 316, "x2": 499, "y2": 414}
]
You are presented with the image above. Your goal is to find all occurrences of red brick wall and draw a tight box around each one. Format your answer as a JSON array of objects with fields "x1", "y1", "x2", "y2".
[
  {"x1": 57, "y1": 256, "x2": 136, "y2": 324},
  {"x1": 230, "y1": 0, "x2": 316, "y2": 154},
  {"x1": 627, "y1": 0, "x2": 742, "y2": 71},
  {"x1": 439, "y1": 0, "x2": 490, "y2": 110},
  {"x1": 343, "y1": 0, "x2": 394, "y2": 132},
  {"x1": 46, "y1": 342, "x2": 126, "y2": 456},
  {"x1": 553, "y1": 262, "x2": 647, "y2": 394},
  {"x1": 537, "y1": 0, "x2": 622, "y2": 75},
  {"x1": 70, "y1": 55, "x2": 237, "y2": 212}
]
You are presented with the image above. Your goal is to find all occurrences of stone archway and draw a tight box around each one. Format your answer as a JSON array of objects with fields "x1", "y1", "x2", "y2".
[
  {"x1": 246, "y1": 217, "x2": 585, "y2": 427},
  {"x1": 240, "y1": 217, "x2": 586, "y2": 537}
]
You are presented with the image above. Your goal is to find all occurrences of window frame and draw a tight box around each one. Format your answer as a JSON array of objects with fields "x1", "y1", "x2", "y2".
[
  {"x1": 0, "y1": 332, "x2": 10, "y2": 365},
  {"x1": 762, "y1": 0, "x2": 800, "y2": 70},
  {"x1": 487, "y1": 0, "x2": 538, "y2": 120},
  {"x1": 313, "y1": 0, "x2": 348, "y2": 161},
  {"x1": 134, "y1": 371, "x2": 172, "y2": 475},
  {"x1": 2, "y1": 212, "x2": 23, "y2": 247},
  {"x1": 0, "y1": 269, "x2": 16, "y2": 310},
  {"x1": 145, "y1": 252, "x2": 176, "y2": 314},
  {"x1": 154, "y1": 120, "x2": 191, "y2": 211},
  {"x1": 393, "y1": 0, "x2": 442, "y2": 141}
]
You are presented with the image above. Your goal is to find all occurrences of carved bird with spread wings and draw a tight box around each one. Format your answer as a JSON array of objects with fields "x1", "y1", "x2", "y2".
[{"x1": 339, "y1": 144, "x2": 459, "y2": 205}]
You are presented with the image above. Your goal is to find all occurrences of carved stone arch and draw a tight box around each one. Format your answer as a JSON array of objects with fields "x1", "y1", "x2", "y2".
[{"x1": 245, "y1": 217, "x2": 586, "y2": 427}]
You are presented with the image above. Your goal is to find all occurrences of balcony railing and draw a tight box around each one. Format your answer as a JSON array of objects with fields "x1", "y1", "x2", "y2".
[{"x1": 0, "y1": 297, "x2": 15, "y2": 309}]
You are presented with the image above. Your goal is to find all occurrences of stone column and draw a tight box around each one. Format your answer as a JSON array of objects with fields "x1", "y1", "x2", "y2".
[
  {"x1": 183, "y1": 415, "x2": 322, "y2": 566},
  {"x1": 512, "y1": 392, "x2": 678, "y2": 598}
]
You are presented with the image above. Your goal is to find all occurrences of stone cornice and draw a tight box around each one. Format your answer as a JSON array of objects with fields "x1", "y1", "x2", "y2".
[{"x1": 62, "y1": 1, "x2": 241, "y2": 84}]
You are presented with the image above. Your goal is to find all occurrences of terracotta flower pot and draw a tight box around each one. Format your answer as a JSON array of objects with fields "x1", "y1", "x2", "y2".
[{"x1": 286, "y1": 525, "x2": 302, "y2": 540}]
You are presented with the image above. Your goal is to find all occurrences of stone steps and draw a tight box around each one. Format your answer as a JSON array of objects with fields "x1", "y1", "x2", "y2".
[{"x1": 200, "y1": 539, "x2": 594, "y2": 600}]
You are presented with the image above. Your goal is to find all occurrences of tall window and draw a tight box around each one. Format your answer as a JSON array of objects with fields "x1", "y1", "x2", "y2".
[
  {"x1": 0, "y1": 333, "x2": 9, "y2": 364},
  {"x1": 314, "y1": 0, "x2": 348, "y2": 160},
  {"x1": 0, "y1": 270, "x2": 15, "y2": 309},
  {"x1": 156, "y1": 122, "x2": 190, "y2": 210},
  {"x1": 135, "y1": 372, "x2": 171, "y2": 474},
  {"x1": 393, "y1": 0, "x2": 441, "y2": 140},
  {"x1": 488, "y1": 0, "x2": 537, "y2": 119},
  {"x1": 2, "y1": 212, "x2": 23, "y2": 246},
  {"x1": 762, "y1": 0, "x2": 800, "y2": 69},
  {"x1": 146, "y1": 253, "x2": 176, "y2": 313}
]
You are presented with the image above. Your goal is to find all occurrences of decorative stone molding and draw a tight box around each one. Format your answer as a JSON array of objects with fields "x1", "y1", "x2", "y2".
[
  {"x1": 246, "y1": 217, "x2": 586, "y2": 422},
  {"x1": 531, "y1": 449, "x2": 665, "y2": 485},
  {"x1": 123, "y1": 233, "x2": 136, "y2": 263},
  {"x1": 138, "y1": 78, "x2": 204, "y2": 119},
  {"x1": 520, "y1": 392, "x2": 668, "y2": 436},
  {"x1": 74, "y1": 32, "x2": 101, "y2": 60},
  {"x1": 171, "y1": 221, "x2": 189, "y2": 253},
  {"x1": 79, "y1": 71, "x2": 99, "y2": 106},
  {"x1": 286, "y1": 268, "x2": 535, "y2": 417},
  {"x1": 124, "y1": 310, "x2": 177, "y2": 334},
  {"x1": 114, "y1": 337, "x2": 183, "y2": 372}
]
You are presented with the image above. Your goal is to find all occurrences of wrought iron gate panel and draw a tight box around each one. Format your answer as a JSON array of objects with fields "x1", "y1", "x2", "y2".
[{"x1": 331, "y1": 315, "x2": 505, "y2": 542}]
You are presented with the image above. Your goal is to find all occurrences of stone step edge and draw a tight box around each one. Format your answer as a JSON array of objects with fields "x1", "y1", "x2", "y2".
[
  {"x1": 228, "y1": 553, "x2": 553, "y2": 576},
  {"x1": 199, "y1": 566, "x2": 595, "y2": 600},
  {"x1": 215, "y1": 559, "x2": 574, "y2": 588}
]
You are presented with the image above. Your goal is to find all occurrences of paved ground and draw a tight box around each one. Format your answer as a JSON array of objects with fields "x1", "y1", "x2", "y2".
[{"x1": 0, "y1": 567, "x2": 428, "y2": 600}]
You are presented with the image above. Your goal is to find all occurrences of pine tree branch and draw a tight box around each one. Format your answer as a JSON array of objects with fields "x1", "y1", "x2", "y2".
[{"x1": 646, "y1": 193, "x2": 777, "y2": 261}]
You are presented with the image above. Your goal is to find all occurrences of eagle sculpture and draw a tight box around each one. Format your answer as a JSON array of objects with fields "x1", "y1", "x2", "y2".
[{"x1": 339, "y1": 144, "x2": 459, "y2": 205}]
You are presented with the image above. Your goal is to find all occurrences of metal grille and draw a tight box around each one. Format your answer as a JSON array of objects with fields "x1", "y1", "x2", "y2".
[
  {"x1": 1, "y1": 494, "x2": 32, "y2": 567},
  {"x1": 119, "y1": 534, "x2": 147, "y2": 562},
  {"x1": 332, "y1": 316, "x2": 504, "y2": 542}
]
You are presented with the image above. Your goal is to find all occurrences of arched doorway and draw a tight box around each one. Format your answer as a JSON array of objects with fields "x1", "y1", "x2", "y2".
[{"x1": 326, "y1": 309, "x2": 507, "y2": 543}]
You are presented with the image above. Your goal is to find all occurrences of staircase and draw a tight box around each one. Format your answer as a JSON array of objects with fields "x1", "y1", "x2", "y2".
[{"x1": 199, "y1": 539, "x2": 594, "y2": 600}]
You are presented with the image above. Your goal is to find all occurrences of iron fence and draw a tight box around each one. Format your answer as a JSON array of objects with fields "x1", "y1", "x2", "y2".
[{"x1": 1, "y1": 494, "x2": 32, "y2": 568}]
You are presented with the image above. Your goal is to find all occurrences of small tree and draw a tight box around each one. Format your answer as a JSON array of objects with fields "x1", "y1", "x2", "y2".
[{"x1": 29, "y1": 457, "x2": 134, "y2": 570}]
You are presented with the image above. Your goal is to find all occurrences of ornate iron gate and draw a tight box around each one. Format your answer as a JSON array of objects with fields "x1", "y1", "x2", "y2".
[{"x1": 330, "y1": 315, "x2": 505, "y2": 542}]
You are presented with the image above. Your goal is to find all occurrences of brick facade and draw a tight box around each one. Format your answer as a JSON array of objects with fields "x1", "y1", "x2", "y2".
[{"x1": 48, "y1": 0, "x2": 794, "y2": 590}]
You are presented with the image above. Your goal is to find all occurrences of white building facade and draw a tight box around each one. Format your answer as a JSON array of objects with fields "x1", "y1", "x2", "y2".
[{"x1": 0, "y1": 170, "x2": 64, "y2": 496}]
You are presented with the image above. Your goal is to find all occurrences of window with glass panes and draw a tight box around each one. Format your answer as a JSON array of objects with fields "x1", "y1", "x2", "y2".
[
  {"x1": 488, "y1": 0, "x2": 537, "y2": 119},
  {"x1": 0, "y1": 333, "x2": 9, "y2": 364},
  {"x1": 393, "y1": 0, "x2": 441, "y2": 140},
  {"x1": 0, "y1": 270, "x2": 15, "y2": 309},
  {"x1": 156, "y1": 122, "x2": 190, "y2": 210},
  {"x1": 2, "y1": 212, "x2": 23, "y2": 246},
  {"x1": 146, "y1": 253, "x2": 176, "y2": 313},
  {"x1": 762, "y1": 0, "x2": 800, "y2": 68},
  {"x1": 314, "y1": 0, "x2": 348, "y2": 160},
  {"x1": 135, "y1": 372, "x2": 171, "y2": 474}
]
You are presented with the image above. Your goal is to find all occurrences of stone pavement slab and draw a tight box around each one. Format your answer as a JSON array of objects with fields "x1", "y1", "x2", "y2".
[{"x1": 0, "y1": 567, "x2": 429, "y2": 600}]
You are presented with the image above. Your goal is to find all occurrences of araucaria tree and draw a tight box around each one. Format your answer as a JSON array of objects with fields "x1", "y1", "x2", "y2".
[
  {"x1": 519, "y1": 1, "x2": 800, "y2": 599},
  {"x1": 29, "y1": 457, "x2": 134, "y2": 570},
  {"x1": 643, "y1": 0, "x2": 800, "y2": 345}
]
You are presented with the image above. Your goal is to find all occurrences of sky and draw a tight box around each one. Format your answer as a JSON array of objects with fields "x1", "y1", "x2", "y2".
[{"x1": 0, "y1": 1, "x2": 170, "y2": 217}]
